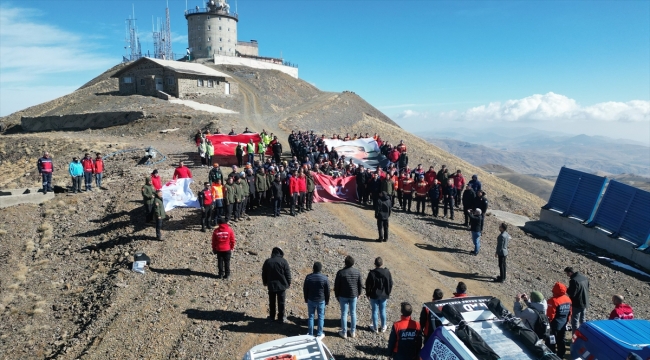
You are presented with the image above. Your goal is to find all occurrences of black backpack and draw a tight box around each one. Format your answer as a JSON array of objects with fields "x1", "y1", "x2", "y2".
[{"x1": 529, "y1": 308, "x2": 551, "y2": 340}]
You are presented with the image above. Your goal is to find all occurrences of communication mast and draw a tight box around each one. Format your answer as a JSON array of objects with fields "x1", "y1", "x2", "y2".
[
  {"x1": 124, "y1": 6, "x2": 142, "y2": 62},
  {"x1": 163, "y1": 3, "x2": 173, "y2": 60},
  {"x1": 153, "y1": 17, "x2": 164, "y2": 59}
]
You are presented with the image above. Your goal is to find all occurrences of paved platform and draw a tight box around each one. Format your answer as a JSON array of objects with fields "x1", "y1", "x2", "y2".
[
  {"x1": 489, "y1": 209, "x2": 530, "y2": 228},
  {"x1": 0, "y1": 187, "x2": 55, "y2": 208}
]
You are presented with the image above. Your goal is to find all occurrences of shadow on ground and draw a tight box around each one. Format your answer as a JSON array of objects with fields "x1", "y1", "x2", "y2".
[{"x1": 430, "y1": 268, "x2": 495, "y2": 282}]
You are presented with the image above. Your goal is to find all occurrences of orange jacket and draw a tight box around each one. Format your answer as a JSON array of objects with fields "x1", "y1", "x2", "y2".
[
  {"x1": 414, "y1": 180, "x2": 429, "y2": 197},
  {"x1": 401, "y1": 178, "x2": 414, "y2": 193},
  {"x1": 547, "y1": 282, "x2": 572, "y2": 326}
]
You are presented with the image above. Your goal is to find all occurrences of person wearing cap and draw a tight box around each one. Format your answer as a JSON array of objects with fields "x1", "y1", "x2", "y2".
[
  {"x1": 209, "y1": 163, "x2": 223, "y2": 184},
  {"x1": 223, "y1": 176, "x2": 237, "y2": 222},
  {"x1": 211, "y1": 218, "x2": 236, "y2": 279},
  {"x1": 81, "y1": 153, "x2": 95, "y2": 191},
  {"x1": 153, "y1": 190, "x2": 166, "y2": 240},
  {"x1": 414, "y1": 175, "x2": 428, "y2": 215},
  {"x1": 172, "y1": 161, "x2": 192, "y2": 180},
  {"x1": 514, "y1": 291, "x2": 548, "y2": 331},
  {"x1": 467, "y1": 208, "x2": 482, "y2": 255},
  {"x1": 494, "y1": 223, "x2": 510, "y2": 282},
  {"x1": 141, "y1": 178, "x2": 156, "y2": 222},
  {"x1": 304, "y1": 261, "x2": 330, "y2": 339},
  {"x1": 197, "y1": 182, "x2": 214, "y2": 232},
  {"x1": 366, "y1": 257, "x2": 393, "y2": 333},
  {"x1": 37, "y1": 151, "x2": 54, "y2": 194},
  {"x1": 262, "y1": 247, "x2": 292, "y2": 323},
  {"x1": 68, "y1": 157, "x2": 83, "y2": 193},
  {"x1": 453, "y1": 282, "x2": 468, "y2": 297},
  {"x1": 443, "y1": 179, "x2": 457, "y2": 220},
  {"x1": 609, "y1": 294, "x2": 634, "y2": 320},
  {"x1": 210, "y1": 179, "x2": 224, "y2": 224},
  {"x1": 468, "y1": 174, "x2": 482, "y2": 193},
  {"x1": 400, "y1": 173, "x2": 414, "y2": 212},
  {"x1": 387, "y1": 302, "x2": 421, "y2": 359}
]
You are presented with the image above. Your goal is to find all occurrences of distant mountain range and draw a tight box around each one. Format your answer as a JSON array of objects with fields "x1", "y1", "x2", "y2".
[{"x1": 422, "y1": 129, "x2": 650, "y2": 177}]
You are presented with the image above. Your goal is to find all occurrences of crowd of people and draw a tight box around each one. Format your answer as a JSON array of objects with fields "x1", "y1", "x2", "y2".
[{"x1": 38, "y1": 127, "x2": 638, "y2": 359}]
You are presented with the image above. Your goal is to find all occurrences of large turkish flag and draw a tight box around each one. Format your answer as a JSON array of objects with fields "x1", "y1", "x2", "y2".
[
  {"x1": 206, "y1": 134, "x2": 261, "y2": 156},
  {"x1": 313, "y1": 173, "x2": 357, "y2": 203}
]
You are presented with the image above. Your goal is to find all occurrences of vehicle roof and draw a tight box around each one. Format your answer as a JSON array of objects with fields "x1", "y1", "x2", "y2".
[
  {"x1": 247, "y1": 335, "x2": 327, "y2": 360},
  {"x1": 582, "y1": 320, "x2": 650, "y2": 349}
]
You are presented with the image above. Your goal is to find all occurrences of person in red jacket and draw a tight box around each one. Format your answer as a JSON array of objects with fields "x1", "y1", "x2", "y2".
[
  {"x1": 80, "y1": 153, "x2": 95, "y2": 191},
  {"x1": 400, "y1": 173, "x2": 414, "y2": 213},
  {"x1": 424, "y1": 166, "x2": 436, "y2": 185},
  {"x1": 387, "y1": 302, "x2": 422, "y2": 360},
  {"x1": 197, "y1": 182, "x2": 214, "y2": 232},
  {"x1": 151, "y1": 169, "x2": 162, "y2": 191},
  {"x1": 297, "y1": 170, "x2": 307, "y2": 213},
  {"x1": 450, "y1": 169, "x2": 466, "y2": 206},
  {"x1": 414, "y1": 175, "x2": 429, "y2": 215},
  {"x1": 547, "y1": 282, "x2": 572, "y2": 358},
  {"x1": 289, "y1": 171, "x2": 300, "y2": 216},
  {"x1": 173, "y1": 161, "x2": 192, "y2": 180},
  {"x1": 94, "y1": 153, "x2": 104, "y2": 189},
  {"x1": 211, "y1": 218, "x2": 236, "y2": 279},
  {"x1": 609, "y1": 294, "x2": 634, "y2": 320},
  {"x1": 453, "y1": 282, "x2": 468, "y2": 298},
  {"x1": 37, "y1": 152, "x2": 54, "y2": 194},
  {"x1": 388, "y1": 148, "x2": 400, "y2": 167}
]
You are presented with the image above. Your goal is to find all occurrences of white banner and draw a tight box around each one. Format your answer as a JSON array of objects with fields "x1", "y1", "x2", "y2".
[
  {"x1": 162, "y1": 178, "x2": 199, "y2": 212},
  {"x1": 323, "y1": 138, "x2": 386, "y2": 170}
]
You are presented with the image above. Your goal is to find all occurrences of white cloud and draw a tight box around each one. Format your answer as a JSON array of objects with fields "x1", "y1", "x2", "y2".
[
  {"x1": 438, "y1": 92, "x2": 650, "y2": 122},
  {"x1": 0, "y1": 5, "x2": 116, "y2": 115},
  {"x1": 394, "y1": 109, "x2": 423, "y2": 119}
]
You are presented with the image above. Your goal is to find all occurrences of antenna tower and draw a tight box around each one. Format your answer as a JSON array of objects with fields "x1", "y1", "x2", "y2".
[
  {"x1": 124, "y1": 6, "x2": 142, "y2": 62},
  {"x1": 163, "y1": 2, "x2": 173, "y2": 60}
]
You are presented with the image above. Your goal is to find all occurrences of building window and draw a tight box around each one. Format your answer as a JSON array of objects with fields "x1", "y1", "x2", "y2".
[
  {"x1": 228, "y1": 28, "x2": 230, "y2": 31},
  {"x1": 219, "y1": 17, "x2": 221, "y2": 20},
  {"x1": 197, "y1": 79, "x2": 204, "y2": 87},
  {"x1": 167, "y1": 77, "x2": 174, "y2": 85},
  {"x1": 219, "y1": 47, "x2": 222, "y2": 51},
  {"x1": 207, "y1": 80, "x2": 213, "y2": 87},
  {"x1": 140, "y1": 79, "x2": 145, "y2": 85},
  {"x1": 220, "y1": 37, "x2": 222, "y2": 42},
  {"x1": 207, "y1": 16, "x2": 210, "y2": 19},
  {"x1": 208, "y1": 25, "x2": 211, "y2": 30},
  {"x1": 219, "y1": 26, "x2": 222, "y2": 30},
  {"x1": 123, "y1": 77, "x2": 133, "y2": 84},
  {"x1": 208, "y1": 37, "x2": 211, "y2": 42},
  {"x1": 228, "y1": 39, "x2": 230, "y2": 43}
]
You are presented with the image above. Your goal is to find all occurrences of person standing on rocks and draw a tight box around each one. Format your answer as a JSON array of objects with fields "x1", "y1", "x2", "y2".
[
  {"x1": 462, "y1": 184, "x2": 476, "y2": 227},
  {"x1": 206, "y1": 140, "x2": 214, "y2": 166},
  {"x1": 141, "y1": 178, "x2": 156, "y2": 223},
  {"x1": 236, "y1": 143, "x2": 244, "y2": 167},
  {"x1": 427, "y1": 179, "x2": 442, "y2": 217},
  {"x1": 414, "y1": 175, "x2": 428, "y2": 215},
  {"x1": 400, "y1": 173, "x2": 414, "y2": 213},
  {"x1": 81, "y1": 153, "x2": 95, "y2": 191},
  {"x1": 546, "y1": 282, "x2": 572, "y2": 358},
  {"x1": 475, "y1": 190, "x2": 488, "y2": 231},
  {"x1": 151, "y1": 169, "x2": 162, "y2": 191},
  {"x1": 211, "y1": 218, "x2": 235, "y2": 279},
  {"x1": 262, "y1": 247, "x2": 292, "y2": 323},
  {"x1": 235, "y1": 175, "x2": 246, "y2": 221},
  {"x1": 153, "y1": 190, "x2": 166, "y2": 240},
  {"x1": 564, "y1": 266, "x2": 589, "y2": 333},
  {"x1": 224, "y1": 176, "x2": 236, "y2": 223},
  {"x1": 442, "y1": 179, "x2": 456, "y2": 220},
  {"x1": 257, "y1": 139, "x2": 266, "y2": 163},
  {"x1": 365, "y1": 257, "x2": 393, "y2": 333},
  {"x1": 209, "y1": 163, "x2": 223, "y2": 185},
  {"x1": 199, "y1": 137, "x2": 207, "y2": 167},
  {"x1": 255, "y1": 168, "x2": 268, "y2": 208},
  {"x1": 304, "y1": 261, "x2": 329, "y2": 339},
  {"x1": 468, "y1": 174, "x2": 482, "y2": 193},
  {"x1": 467, "y1": 209, "x2": 482, "y2": 255},
  {"x1": 305, "y1": 169, "x2": 315, "y2": 211},
  {"x1": 334, "y1": 255, "x2": 363, "y2": 339},
  {"x1": 197, "y1": 182, "x2": 214, "y2": 232},
  {"x1": 494, "y1": 223, "x2": 510, "y2": 282},
  {"x1": 297, "y1": 170, "x2": 307, "y2": 213},
  {"x1": 246, "y1": 139, "x2": 255, "y2": 165},
  {"x1": 272, "y1": 137, "x2": 282, "y2": 164},
  {"x1": 68, "y1": 157, "x2": 83, "y2": 194},
  {"x1": 172, "y1": 161, "x2": 192, "y2": 180},
  {"x1": 387, "y1": 302, "x2": 422, "y2": 360},
  {"x1": 94, "y1": 153, "x2": 104, "y2": 189},
  {"x1": 270, "y1": 174, "x2": 283, "y2": 217},
  {"x1": 289, "y1": 171, "x2": 299, "y2": 216},
  {"x1": 37, "y1": 151, "x2": 54, "y2": 194},
  {"x1": 210, "y1": 179, "x2": 224, "y2": 224},
  {"x1": 375, "y1": 191, "x2": 392, "y2": 242}
]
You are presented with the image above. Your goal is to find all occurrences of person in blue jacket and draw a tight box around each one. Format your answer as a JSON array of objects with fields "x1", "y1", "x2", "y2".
[
  {"x1": 68, "y1": 157, "x2": 83, "y2": 193},
  {"x1": 468, "y1": 174, "x2": 482, "y2": 193}
]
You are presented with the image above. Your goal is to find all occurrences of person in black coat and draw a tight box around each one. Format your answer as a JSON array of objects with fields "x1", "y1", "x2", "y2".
[
  {"x1": 272, "y1": 138, "x2": 283, "y2": 164},
  {"x1": 262, "y1": 247, "x2": 292, "y2": 323},
  {"x1": 355, "y1": 166, "x2": 369, "y2": 204},
  {"x1": 334, "y1": 256, "x2": 363, "y2": 338},
  {"x1": 270, "y1": 175, "x2": 283, "y2": 217},
  {"x1": 443, "y1": 180, "x2": 457, "y2": 220},
  {"x1": 375, "y1": 191, "x2": 392, "y2": 242},
  {"x1": 474, "y1": 190, "x2": 488, "y2": 231},
  {"x1": 462, "y1": 185, "x2": 476, "y2": 227},
  {"x1": 398, "y1": 151, "x2": 409, "y2": 171},
  {"x1": 304, "y1": 262, "x2": 330, "y2": 338},
  {"x1": 365, "y1": 257, "x2": 393, "y2": 333},
  {"x1": 367, "y1": 172, "x2": 382, "y2": 210},
  {"x1": 427, "y1": 179, "x2": 442, "y2": 217}
]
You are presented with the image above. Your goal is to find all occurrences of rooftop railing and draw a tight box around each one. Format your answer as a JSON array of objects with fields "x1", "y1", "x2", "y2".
[{"x1": 184, "y1": 8, "x2": 238, "y2": 19}]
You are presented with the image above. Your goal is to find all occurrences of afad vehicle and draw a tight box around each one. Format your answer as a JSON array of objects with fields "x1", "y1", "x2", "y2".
[
  {"x1": 571, "y1": 319, "x2": 650, "y2": 360},
  {"x1": 419, "y1": 296, "x2": 562, "y2": 360},
  {"x1": 242, "y1": 335, "x2": 335, "y2": 360}
]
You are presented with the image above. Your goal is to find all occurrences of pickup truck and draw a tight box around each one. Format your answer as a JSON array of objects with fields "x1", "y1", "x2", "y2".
[
  {"x1": 419, "y1": 296, "x2": 562, "y2": 360},
  {"x1": 242, "y1": 335, "x2": 335, "y2": 360},
  {"x1": 571, "y1": 319, "x2": 650, "y2": 359}
]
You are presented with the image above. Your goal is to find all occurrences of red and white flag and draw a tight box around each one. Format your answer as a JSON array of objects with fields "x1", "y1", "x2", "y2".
[{"x1": 313, "y1": 173, "x2": 357, "y2": 203}]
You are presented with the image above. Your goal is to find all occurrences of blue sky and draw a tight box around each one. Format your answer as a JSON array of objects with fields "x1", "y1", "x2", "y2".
[{"x1": 1, "y1": 0, "x2": 649, "y2": 143}]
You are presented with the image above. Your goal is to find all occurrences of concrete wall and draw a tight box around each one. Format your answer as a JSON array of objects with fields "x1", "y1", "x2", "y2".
[
  {"x1": 117, "y1": 61, "x2": 179, "y2": 97},
  {"x1": 177, "y1": 74, "x2": 237, "y2": 97},
  {"x1": 237, "y1": 41, "x2": 259, "y2": 56},
  {"x1": 187, "y1": 13, "x2": 238, "y2": 59},
  {"x1": 0, "y1": 188, "x2": 54, "y2": 208},
  {"x1": 22, "y1": 112, "x2": 145, "y2": 132},
  {"x1": 540, "y1": 208, "x2": 650, "y2": 272},
  {"x1": 214, "y1": 54, "x2": 299, "y2": 78}
]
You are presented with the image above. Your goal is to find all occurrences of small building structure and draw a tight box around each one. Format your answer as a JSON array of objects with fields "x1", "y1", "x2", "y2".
[{"x1": 112, "y1": 57, "x2": 237, "y2": 98}]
